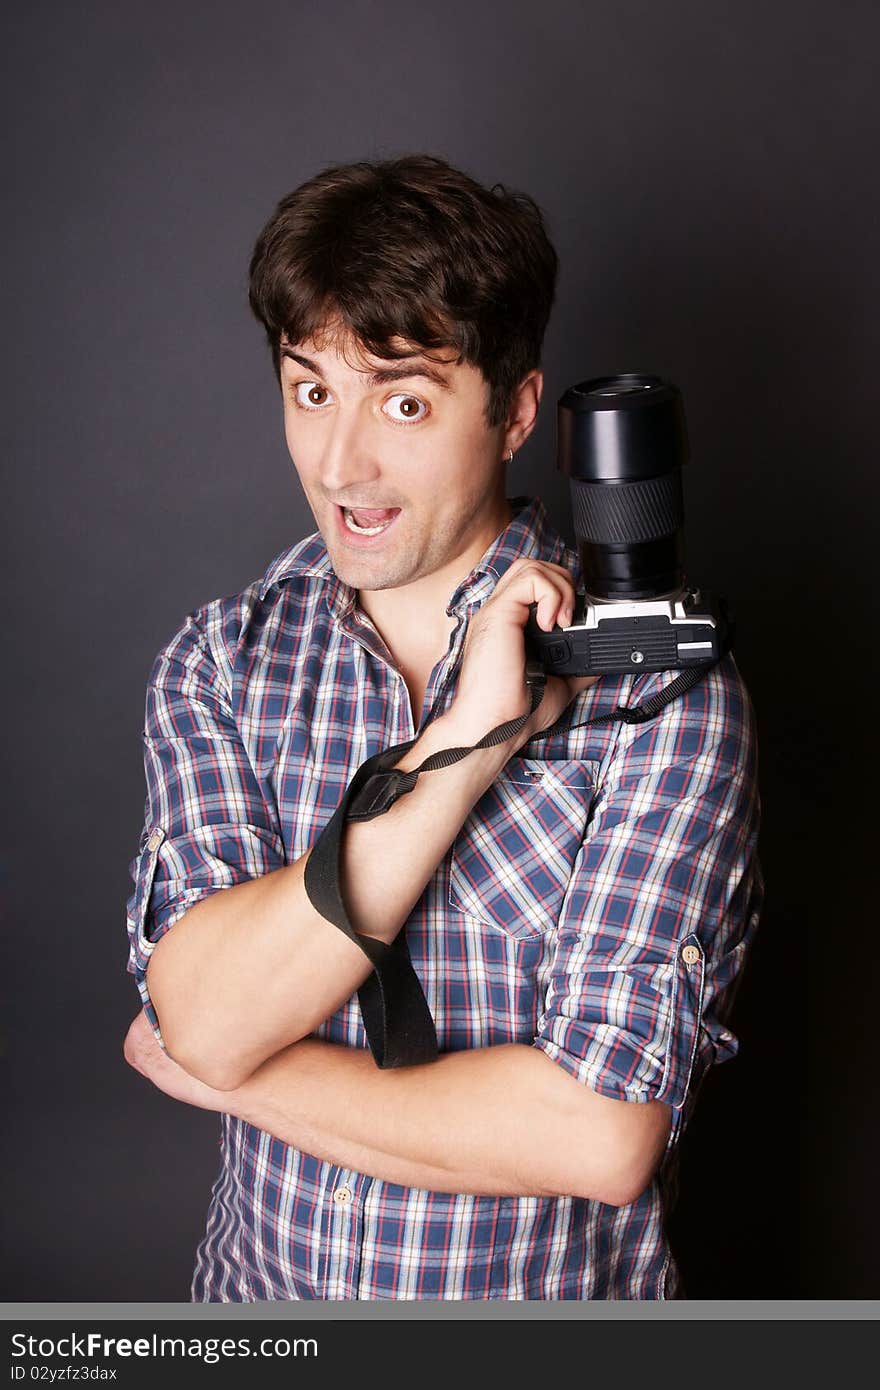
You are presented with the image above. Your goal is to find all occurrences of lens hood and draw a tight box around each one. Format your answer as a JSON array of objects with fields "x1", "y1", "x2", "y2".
[{"x1": 558, "y1": 373, "x2": 689, "y2": 483}]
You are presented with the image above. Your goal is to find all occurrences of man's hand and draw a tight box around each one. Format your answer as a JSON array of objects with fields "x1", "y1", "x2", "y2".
[
  {"x1": 451, "y1": 557, "x2": 600, "y2": 748},
  {"x1": 123, "y1": 1011, "x2": 225, "y2": 1111}
]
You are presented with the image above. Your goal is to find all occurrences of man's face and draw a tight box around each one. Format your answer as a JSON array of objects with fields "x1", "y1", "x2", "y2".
[{"x1": 279, "y1": 327, "x2": 511, "y2": 595}]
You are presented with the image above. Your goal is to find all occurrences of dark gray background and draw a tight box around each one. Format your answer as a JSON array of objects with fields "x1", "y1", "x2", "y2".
[{"x1": 3, "y1": 0, "x2": 876, "y2": 1301}]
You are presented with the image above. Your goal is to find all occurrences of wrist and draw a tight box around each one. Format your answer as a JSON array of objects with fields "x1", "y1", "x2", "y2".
[{"x1": 396, "y1": 704, "x2": 522, "y2": 773}]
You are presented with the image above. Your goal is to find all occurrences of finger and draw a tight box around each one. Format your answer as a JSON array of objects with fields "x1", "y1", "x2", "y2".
[
  {"x1": 497, "y1": 559, "x2": 574, "y2": 599},
  {"x1": 502, "y1": 557, "x2": 575, "y2": 581},
  {"x1": 497, "y1": 558, "x2": 577, "y2": 599},
  {"x1": 534, "y1": 587, "x2": 570, "y2": 633},
  {"x1": 122, "y1": 1014, "x2": 145, "y2": 1065},
  {"x1": 494, "y1": 565, "x2": 574, "y2": 631}
]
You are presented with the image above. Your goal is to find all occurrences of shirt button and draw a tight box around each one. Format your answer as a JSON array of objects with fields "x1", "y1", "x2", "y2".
[
  {"x1": 333, "y1": 1185, "x2": 353, "y2": 1205},
  {"x1": 681, "y1": 944, "x2": 701, "y2": 966},
  {"x1": 145, "y1": 828, "x2": 165, "y2": 852}
]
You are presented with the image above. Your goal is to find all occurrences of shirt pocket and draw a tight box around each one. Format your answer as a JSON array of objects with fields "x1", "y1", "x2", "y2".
[{"x1": 448, "y1": 757, "x2": 599, "y2": 939}]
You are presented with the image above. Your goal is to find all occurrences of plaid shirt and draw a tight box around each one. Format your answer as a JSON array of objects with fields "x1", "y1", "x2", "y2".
[{"x1": 126, "y1": 496, "x2": 763, "y2": 1301}]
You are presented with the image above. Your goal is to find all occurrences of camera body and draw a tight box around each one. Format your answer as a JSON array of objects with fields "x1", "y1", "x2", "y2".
[
  {"x1": 525, "y1": 373, "x2": 732, "y2": 677},
  {"x1": 525, "y1": 586, "x2": 730, "y2": 677}
]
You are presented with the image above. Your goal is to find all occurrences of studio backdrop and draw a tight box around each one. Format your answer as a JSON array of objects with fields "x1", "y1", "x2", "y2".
[{"x1": 3, "y1": 0, "x2": 877, "y2": 1301}]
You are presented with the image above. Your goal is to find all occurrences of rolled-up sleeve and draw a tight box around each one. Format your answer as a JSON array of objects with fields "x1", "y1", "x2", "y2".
[
  {"x1": 534, "y1": 656, "x2": 763, "y2": 1113},
  {"x1": 125, "y1": 608, "x2": 285, "y2": 1040}
]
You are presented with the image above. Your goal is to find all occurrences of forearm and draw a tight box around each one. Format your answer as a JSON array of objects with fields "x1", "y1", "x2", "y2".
[
  {"x1": 226, "y1": 1038, "x2": 666, "y2": 1204},
  {"x1": 146, "y1": 708, "x2": 514, "y2": 1089}
]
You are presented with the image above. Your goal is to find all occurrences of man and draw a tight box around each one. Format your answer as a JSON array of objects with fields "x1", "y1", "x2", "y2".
[{"x1": 123, "y1": 154, "x2": 763, "y2": 1300}]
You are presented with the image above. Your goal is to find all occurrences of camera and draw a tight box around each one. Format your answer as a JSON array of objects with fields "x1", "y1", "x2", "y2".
[{"x1": 525, "y1": 373, "x2": 731, "y2": 677}]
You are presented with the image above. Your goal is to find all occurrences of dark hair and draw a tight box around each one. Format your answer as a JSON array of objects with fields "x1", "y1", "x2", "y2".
[{"x1": 247, "y1": 154, "x2": 558, "y2": 428}]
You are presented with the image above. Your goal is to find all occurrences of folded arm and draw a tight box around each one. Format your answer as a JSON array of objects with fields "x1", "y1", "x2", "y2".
[{"x1": 123, "y1": 1012, "x2": 671, "y2": 1206}]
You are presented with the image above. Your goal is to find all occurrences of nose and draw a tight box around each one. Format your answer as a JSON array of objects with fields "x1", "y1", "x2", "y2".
[{"x1": 318, "y1": 405, "x2": 382, "y2": 499}]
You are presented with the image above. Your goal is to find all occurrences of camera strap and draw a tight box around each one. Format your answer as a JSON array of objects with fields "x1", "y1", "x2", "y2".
[
  {"x1": 526, "y1": 655, "x2": 723, "y2": 742},
  {"x1": 303, "y1": 653, "x2": 723, "y2": 1068},
  {"x1": 303, "y1": 670, "x2": 547, "y2": 1068}
]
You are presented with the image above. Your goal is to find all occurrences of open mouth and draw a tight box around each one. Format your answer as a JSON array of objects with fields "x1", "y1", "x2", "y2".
[{"x1": 339, "y1": 505, "x2": 401, "y2": 537}]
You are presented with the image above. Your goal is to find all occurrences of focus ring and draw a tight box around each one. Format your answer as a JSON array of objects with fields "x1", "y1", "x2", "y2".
[{"x1": 570, "y1": 471, "x2": 683, "y2": 544}]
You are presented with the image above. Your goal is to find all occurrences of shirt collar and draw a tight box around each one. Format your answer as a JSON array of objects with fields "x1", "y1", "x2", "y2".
[
  {"x1": 258, "y1": 496, "x2": 573, "y2": 617},
  {"x1": 258, "y1": 531, "x2": 342, "y2": 604},
  {"x1": 443, "y1": 496, "x2": 570, "y2": 615}
]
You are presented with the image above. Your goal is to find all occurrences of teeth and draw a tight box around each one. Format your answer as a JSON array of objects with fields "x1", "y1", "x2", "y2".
[{"x1": 343, "y1": 508, "x2": 395, "y2": 536}]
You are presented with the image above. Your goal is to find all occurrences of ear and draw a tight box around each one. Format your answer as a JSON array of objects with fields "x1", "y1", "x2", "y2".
[{"x1": 503, "y1": 370, "x2": 543, "y2": 456}]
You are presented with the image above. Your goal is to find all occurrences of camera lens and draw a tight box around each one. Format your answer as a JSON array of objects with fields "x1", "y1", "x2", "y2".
[
  {"x1": 558, "y1": 373, "x2": 688, "y2": 599},
  {"x1": 582, "y1": 377, "x2": 659, "y2": 398}
]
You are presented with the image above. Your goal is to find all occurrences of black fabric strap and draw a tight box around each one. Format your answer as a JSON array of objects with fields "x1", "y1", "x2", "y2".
[
  {"x1": 302, "y1": 671, "x2": 547, "y2": 1068},
  {"x1": 302, "y1": 739, "x2": 428, "y2": 1067},
  {"x1": 525, "y1": 658, "x2": 722, "y2": 746},
  {"x1": 303, "y1": 653, "x2": 723, "y2": 1068}
]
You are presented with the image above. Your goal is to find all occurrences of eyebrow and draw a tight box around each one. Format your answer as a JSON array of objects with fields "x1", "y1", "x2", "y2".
[{"x1": 280, "y1": 346, "x2": 453, "y2": 391}]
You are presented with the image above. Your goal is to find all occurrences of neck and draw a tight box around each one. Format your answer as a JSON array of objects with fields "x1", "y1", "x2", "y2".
[{"x1": 359, "y1": 496, "x2": 514, "y2": 672}]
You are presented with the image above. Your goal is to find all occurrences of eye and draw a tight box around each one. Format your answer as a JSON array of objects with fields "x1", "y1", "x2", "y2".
[
  {"x1": 382, "y1": 394, "x2": 428, "y2": 423},
  {"x1": 293, "y1": 382, "x2": 332, "y2": 409}
]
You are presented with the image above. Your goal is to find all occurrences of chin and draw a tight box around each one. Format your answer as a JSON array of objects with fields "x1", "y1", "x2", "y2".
[
  {"x1": 321, "y1": 544, "x2": 396, "y2": 590},
  {"x1": 340, "y1": 561, "x2": 416, "y2": 592}
]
